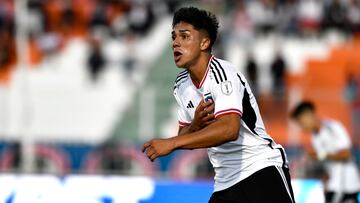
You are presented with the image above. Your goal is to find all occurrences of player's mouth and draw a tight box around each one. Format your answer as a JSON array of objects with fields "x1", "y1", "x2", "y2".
[{"x1": 173, "y1": 51, "x2": 183, "y2": 62}]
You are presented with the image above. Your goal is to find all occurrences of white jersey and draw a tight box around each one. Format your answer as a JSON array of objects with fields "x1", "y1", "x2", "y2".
[
  {"x1": 173, "y1": 55, "x2": 287, "y2": 192},
  {"x1": 312, "y1": 119, "x2": 360, "y2": 193}
]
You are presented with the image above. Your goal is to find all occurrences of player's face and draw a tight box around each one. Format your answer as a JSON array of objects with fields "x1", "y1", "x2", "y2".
[
  {"x1": 296, "y1": 111, "x2": 316, "y2": 132},
  {"x1": 171, "y1": 22, "x2": 206, "y2": 68}
]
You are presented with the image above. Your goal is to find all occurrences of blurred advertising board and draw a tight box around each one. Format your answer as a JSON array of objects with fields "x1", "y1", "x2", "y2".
[{"x1": 0, "y1": 175, "x2": 326, "y2": 203}]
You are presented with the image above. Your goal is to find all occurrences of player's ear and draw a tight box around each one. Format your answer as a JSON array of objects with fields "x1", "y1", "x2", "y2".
[{"x1": 200, "y1": 37, "x2": 211, "y2": 51}]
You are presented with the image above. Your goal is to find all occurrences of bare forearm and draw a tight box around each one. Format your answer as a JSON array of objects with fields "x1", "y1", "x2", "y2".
[
  {"x1": 178, "y1": 124, "x2": 199, "y2": 136},
  {"x1": 172, "y1": 115, "x2": 240, "y2": 149},
  {"x1": 326, "y1": 150, "x2": 350, "y2": 161},
  {"x1": 143, "y1": 114, "x2": 240, "y2": 161}
]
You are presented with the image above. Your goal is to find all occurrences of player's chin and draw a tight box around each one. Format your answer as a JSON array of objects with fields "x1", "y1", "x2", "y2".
[{"x1": 174, "y1": 59, "x2": 186, "y2": 68}]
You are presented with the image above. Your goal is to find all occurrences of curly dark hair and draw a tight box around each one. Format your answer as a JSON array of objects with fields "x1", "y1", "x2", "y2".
[
  {"x1": 290, "y1": 101, "x2": 316, "y2": 119},
  {"x1": 172, "y1": 7, "x2": 219, "y2": 49}
]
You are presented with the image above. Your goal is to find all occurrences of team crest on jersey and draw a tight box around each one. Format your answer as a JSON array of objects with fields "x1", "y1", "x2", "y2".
[{"x1": 221, "y1": 81, "x2": 233, "y2": 95}]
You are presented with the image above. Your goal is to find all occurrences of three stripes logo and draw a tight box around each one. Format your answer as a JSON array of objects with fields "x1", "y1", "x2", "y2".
[
  {"x1": 174, "y1": 70, "x2": 188, "y2": 89},
  {"x1": 186, "y1": 100, "x2": 194, "y2": 108},
  {"x1": 210, "y1": 58, "x2": 227, "y2": 84}
]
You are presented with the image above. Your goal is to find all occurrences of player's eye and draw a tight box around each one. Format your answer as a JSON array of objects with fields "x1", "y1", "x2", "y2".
[{"x1": 180, "y1": 34, "x2": 188, "y2": 40}]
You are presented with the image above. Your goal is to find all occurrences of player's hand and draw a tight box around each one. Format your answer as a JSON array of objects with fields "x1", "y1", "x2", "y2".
[
  {"x1": 189, "y1": 99, "x2": 215, "y2": 132},
  {"x1": 306, "y1": 149, "x2": 318, "y2": 160},
  {"x1": 142, "y1": 138, "x2": 175, "y2": 161}
]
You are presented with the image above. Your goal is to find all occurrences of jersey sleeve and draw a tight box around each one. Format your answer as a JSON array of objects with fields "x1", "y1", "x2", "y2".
[
  {"x1": 177, "y1": 107, "x2": 191, "y2": 127},
  {"x1": 311, "y1": 137, "x2": 323, "y2": 155},
  {"x1": 329, "y1": 121, "x2": 351, "y2": 153},
  {"x1": 174, "y1": 89, "x2": 192, "y2": 127},
  {"x1": 211, "y1": 72, "x2": 244, "y2": 118}
]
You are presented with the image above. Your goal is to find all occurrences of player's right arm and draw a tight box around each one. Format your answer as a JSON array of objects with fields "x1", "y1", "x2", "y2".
[
  {"x1": 326, "y1": 149, "x2": 351, "y2": 161},
  {"x1": 309, "y1": 148, "x2": 351, "y2": 161},
  {"x1": 178, "y1": 100, "x2": 215, "y2": 136},
  {"x1": 326, "y1": 121, "x2": 352, "y2": 161},
  {"x1": 143, "y1": 113, "x2": 240, "y2": 161},
  {"x1": 312, "y1": 121, "x2": 352, "y2": 161}
]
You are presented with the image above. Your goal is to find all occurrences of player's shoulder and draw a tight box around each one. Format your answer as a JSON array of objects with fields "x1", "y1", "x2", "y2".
[
  {"x1": 173, "y1": 69, "x2": 189, "y2": 91},
  {"x1": 323, "y1": 119, "x2": 348, "y2": 134},
  {"x1": 323, "y1": 119, "x2": 343, "y2": 128},
  {"x1": 209, "y1": 56, "x2": 241, "y2": 85},
  {"x1": 212, "y1": 57, "x2": 235, "y2": 69}
]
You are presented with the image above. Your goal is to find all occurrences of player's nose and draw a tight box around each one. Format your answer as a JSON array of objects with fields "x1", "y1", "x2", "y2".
[{"x1": 172, "y1": 38, "x2": 180, "y2": 49}]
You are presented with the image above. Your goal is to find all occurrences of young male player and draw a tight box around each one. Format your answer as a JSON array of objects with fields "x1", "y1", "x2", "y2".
[
  {"x1": 291, "y1": 101, "x2": 360, "y2": 203},
  {"x1": 143, "y1": 7, "x2": 295, "y2": 203}
]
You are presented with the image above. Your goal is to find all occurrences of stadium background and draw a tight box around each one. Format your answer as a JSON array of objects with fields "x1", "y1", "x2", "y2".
[{"x1": 0, "y1": 0, "x2": 359, "y2": 202}]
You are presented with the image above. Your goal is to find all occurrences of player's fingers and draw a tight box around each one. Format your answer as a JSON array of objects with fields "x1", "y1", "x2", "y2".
[
  {"x1": 202, "y1": 113, "x2": 215, "y2": 122},
  {"x1": 142, "y1": 142, "x2": 151, "y2": 152},
  {"x1": 199, "y1": 109, "x2": 208, "y2": 117},
  {"x1": 146, "y1": 147, "x2": 156, "y2": 158},
  {"x1": 203, "y1": 99, "x2": 213, "y2": 108},
  {"x1": 202, "y1": 112, "x2": 214, "y2": 119},
  {"x1": 207, "y1": 103, "x2": 215, "y2": 112},
  {"x1": 200, "y1": 100, "x2": 210, "y2": 109},
  {"x1": 150, "y1": 153, "x2": 158, "y2": 162},
  {"x1": 196, "y1": 100, "x2": 205, "y2": 111},
  {"x1": 204, "y1": 119, "x2": 216, "y2": 126},
  {"x1": 196, "y1": 101, "x2": 213, "y2": 117},
  {"x1": 202, "y1": 104, "x2": 215, "y2": 116}
]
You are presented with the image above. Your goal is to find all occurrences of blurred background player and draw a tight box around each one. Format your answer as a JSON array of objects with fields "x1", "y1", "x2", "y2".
[{"x1": 291, "y1": 101, "x2": 360, "y2": 203}]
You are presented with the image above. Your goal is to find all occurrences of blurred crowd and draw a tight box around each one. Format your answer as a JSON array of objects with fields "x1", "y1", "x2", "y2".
[
  {"x1": 346, "y1": 72, "x2": 360, "y2": 147},
  {"x1": 230, "y1": 0, "x2": 360, "y2": 39},
  {"x1": 0, "y1": 0, "x2": 15, "y2": 75},
  {"x1": 0, "y1": 0, "x2": 360, "y2": 79},
  {"x1": 0, "y1": 0, "x2": 181, "y2": 82}
]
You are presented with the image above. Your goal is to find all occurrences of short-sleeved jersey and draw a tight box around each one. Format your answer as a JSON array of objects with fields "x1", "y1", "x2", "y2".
[
  {"x1": 312, "y1": 120, "x2": 360, "y2": 193},
  {"x1": 173, "y1": 55, "x2": 287, "y2": 192}
]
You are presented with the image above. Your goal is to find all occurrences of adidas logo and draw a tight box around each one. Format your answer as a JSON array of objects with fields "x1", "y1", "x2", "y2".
[{"x1": 186, "y1": 100, "x2": 194, "y2": 108}]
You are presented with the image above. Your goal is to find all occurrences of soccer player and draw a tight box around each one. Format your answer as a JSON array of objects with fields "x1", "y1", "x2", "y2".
[
  {"x1": 291, "y1": 101, "x2": 360, "y2": 203},
  {"x1": 143, "y1": 7, "x2": 295, "y2": 203}
]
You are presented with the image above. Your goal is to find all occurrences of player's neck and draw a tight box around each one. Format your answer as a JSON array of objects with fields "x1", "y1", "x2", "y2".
[
  {"x1": 188, "y1": 52, "x2": 212, "y2": 87},
  {"x1": 313, "y1": 118, "x2": 321, "y2": 134}
]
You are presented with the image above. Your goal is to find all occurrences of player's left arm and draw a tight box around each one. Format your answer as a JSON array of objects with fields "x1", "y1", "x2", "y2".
[
  {"x1": 143, "y1": 67, "x2": 244, "y2": 161},
  {"x1": 325, "y1": 149, "x2": 351, "y2": 161},
  {"x1": 321, "y1": 122, "x2": 352, "y2": 161},
  {"x1": 309, "y1": 142, "x2": 351, "y2": 161},
  {"x1": 143, "y1": 113, "x2": 240, "y2": 161}
]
